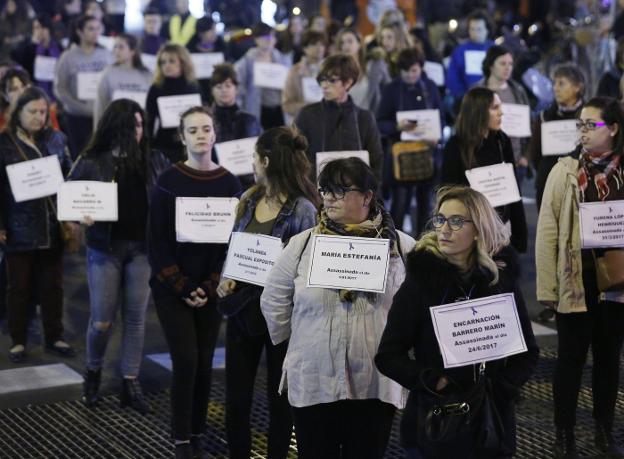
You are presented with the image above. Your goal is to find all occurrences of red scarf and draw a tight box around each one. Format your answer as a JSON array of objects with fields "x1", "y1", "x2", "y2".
[{"x1": 578, "y1": 149, "x2": 622, "y2": 201}]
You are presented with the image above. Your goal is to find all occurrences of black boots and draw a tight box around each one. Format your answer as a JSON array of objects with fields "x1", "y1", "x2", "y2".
[
  {"x1": 120, "y1": 378, "x2": 149, "y2": 414},
  {"x1": 174, "y1": 437, "x2": 206, "y2": 459},
  {"x1": 82, "y1": 369, "x2": 101, "y2": 407},
  {"x1": 595, "y1": 423, "x2": 624, "y2": 458},
  {"x1": 554, "y1": 428, "x2": 579, "y2": 459}
]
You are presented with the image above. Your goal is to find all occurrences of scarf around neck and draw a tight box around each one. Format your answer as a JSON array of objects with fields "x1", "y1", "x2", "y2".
[
  {"x1": 578, "y1": 149, "x2": 623, "y2": 201},
  {"x1": 316, "y1": 199, "x2": 399, "y2": 302}
]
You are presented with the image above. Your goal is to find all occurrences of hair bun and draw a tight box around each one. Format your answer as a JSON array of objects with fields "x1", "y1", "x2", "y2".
[{"x1": 292, "y1": 133, "x2": 308, "y2": 151}]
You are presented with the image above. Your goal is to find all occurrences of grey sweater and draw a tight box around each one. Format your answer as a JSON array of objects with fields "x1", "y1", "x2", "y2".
[
  {"x1": 94, "y1": 65, "x2": 153, "y2": 125},
  {"x1": 53, "y1": 44, "x2": 113, "y2": 117}
]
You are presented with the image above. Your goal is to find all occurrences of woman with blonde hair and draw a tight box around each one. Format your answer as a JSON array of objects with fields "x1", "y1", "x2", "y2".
[
  {"x1": 376, "y1": 185, "x2": 538, "y2": 459},
  {"x1": 377, "y1": 22, "x2": 413, "y2": 77},
  {"x1": 145, "y1": 43, "x2": 203, "y2": 163}
]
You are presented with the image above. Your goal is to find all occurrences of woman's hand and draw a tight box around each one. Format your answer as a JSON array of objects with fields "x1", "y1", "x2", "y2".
[
  {"x1": 436, "y1": 376, "x2": 449, "y2": 392},
  {"x1": 397, "y1": 119, "x2": 418, "y2": 132},
  {"x1": 517, "y1": 156, "x2": 529, "y2": 168},
  {"x1": 217, "y1": 279, "x2": 237, "y2": 298},
  {"x1": 82, "y1": 215, "x2": 95, "y2": 227},
  {"x1": 540, "y1": 301, "x2": 558, "y2": 310},
  {"x1": 184, "y1": 288, "x2": 207, "y2": 307}
]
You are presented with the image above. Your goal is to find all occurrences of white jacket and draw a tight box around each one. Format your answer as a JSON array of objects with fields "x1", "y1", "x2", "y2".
[{"x1": 260, "y1": 228, "x2": 415, "y2": 409}]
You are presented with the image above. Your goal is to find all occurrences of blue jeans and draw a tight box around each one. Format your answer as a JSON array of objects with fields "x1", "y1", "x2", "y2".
[{"x1": 86, "y1": 241, "x2": 151, "y2": 377}]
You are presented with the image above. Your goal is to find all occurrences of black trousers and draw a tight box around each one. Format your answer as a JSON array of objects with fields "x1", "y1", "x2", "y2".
[
  {"x1": 6, "y1": 248, "x2": 64, "y2": 346},
  {"x1": 553, "y1": 267, "x2": 624, "y2": 430},
  {"x1": 154, "y1": 296, "x2": 222, "y2": 440},
  {"x1": 292, "y1": 399, "x2": 396, "y2": 459},
  {"x1": 225, "y1": 318, "x2": 292, "y2": 459}
]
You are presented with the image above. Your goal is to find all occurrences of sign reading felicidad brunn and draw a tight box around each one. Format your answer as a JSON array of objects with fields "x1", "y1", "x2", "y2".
[
  {"x1": 306, "y1": 234, "x2": 390, "y2": 293},
  {"x1": 429, "y1": 293, "x2": 527, "y2": 368}
]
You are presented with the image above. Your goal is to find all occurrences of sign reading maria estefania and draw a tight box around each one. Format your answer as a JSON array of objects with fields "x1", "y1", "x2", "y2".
[{"x1": 306, "y1": 234, "x2": 390, "y2": 293}]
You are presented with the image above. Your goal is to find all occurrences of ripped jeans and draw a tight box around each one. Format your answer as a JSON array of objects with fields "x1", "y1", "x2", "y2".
[{"x1": 86, "y1": 241, "x2": 151, "y2": 377}]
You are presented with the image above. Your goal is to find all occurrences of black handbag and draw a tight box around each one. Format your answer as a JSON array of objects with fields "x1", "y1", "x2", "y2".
[
  {"x1": 216, "y1": 283, "x2": 267, "y2": 337},
  {"x1": 416, "y1": 364, "x2": 505, "y2": 457}
]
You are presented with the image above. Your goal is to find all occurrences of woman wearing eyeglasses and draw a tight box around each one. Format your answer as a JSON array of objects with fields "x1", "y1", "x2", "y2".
[
  {"x1": 294, "y1": 54, "x2": 383, "y2": 180},
  {"x1": 537, "y1": 97, "x2": 624, "y2": 459},
  {"x1": 441, "y1": 87, "x2": 528, "y2": 254},
  {"x1": 260, "y1": 157, "x2": 415, "y2": 458},
  {"x1": 376, "y1": 186, "x2": 538, "y2": 459}
]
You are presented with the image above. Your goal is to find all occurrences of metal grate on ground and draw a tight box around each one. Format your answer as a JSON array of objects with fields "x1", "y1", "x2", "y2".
[{"x1": 0, "y1": 349, "x2": 622, "y2": 458}]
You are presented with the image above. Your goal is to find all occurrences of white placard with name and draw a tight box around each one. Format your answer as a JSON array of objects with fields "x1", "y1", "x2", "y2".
[
  {"x1": 306, "y1": 234, "x2": 391, "y2": 293},
  {"x1": 302, "y1": 76, "x2": 323, "y2": 103},
  {"x1": 157, "y1": 93, "x2": 202, "y2": 129},
  {"x1": 191, "y1": 52, "x2": 225, "y2": 79},
  {"x1": 464, "y1": 50, "x2": 486, "y2": 76},
  {"x1": 6, "y1": 155, "x2": 64, "y2": 203},
  {"x1": 214, "y1": 136, "x2": 258, "y2": 176},
  {"x1": 465, "y1": 163, "x2": 521, "y2": 208},
  {"x1": 222, "y1": 232, "x2": 284, "y2": 287},
  {"x1": 316, "y1": 150, "x2": 370, "y2": 178},
  {"x1": 57, "y1": 181, "x2": 118, "y2": 221},
  {"x1": 541, "y1": 120, "x2": 578, "y2": 156},
  {"x1": 424, "y1": 61, "x2": 445, "y2": 86},
  {"x1": 501, "y1": 103, "x2": 531, "y2": 138},
  {"x1": 175, "y1": 197, "x2": 238, "y2": 243},
  {"x1": 141, "y1": 53, "x2": 157, "y2": 73},
  {"x1": 579, "y1": 200, "x2": 624, "y2": 248},
  {"x1": 97, "y1": 35, "x2": 115, "y2": 51},
  {"x1": 34, "y1": 56, "x2": 58, "y2": 82},
  {"x1": 253, "y1": 62, "x2": 289, "y2": 90},
  {"x1": 77, "y1": 72, "x2": 102, "y2": 101},
  {"x1": 396, "y1": 109, "x2": 442, "y2": 142},
  {"x1": 112, "y1": 89, "x2": 148, "y2": 108},
  {"x1": 430, "y1": 293, "x2": 528, "y2": 368}
]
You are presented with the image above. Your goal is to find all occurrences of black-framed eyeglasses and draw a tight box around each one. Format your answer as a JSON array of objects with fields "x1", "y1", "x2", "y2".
[
  {"x1": 316, "y1": 75, "x2": 342, "y2": 85},
  {"x1": 318, "y1": 186, "x2": 363, "y2": 200},
  {"x1": 575, "y1": 119, "x2": 608, "y2": 131},
  {"x1": 431, "y1": 214, "x2": 473, "y2": 231}
]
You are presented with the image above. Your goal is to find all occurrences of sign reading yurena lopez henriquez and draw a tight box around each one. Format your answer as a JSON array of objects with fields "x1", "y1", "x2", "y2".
[
  {"x1": 222, "y1": 232, "x2": 283, "y2": 287},
  {"x1": 579, "y1": 200, "x2": 624, "y2": 248},
  {"x1": 430, "y1": 293, "x2": 527, "y2": 369},
  {"x1": 306, "y1": 235, "x2": 391, "y2": 293},
  {"x1": 175, "y1": 197, "x2": 238, "y2": 243}
]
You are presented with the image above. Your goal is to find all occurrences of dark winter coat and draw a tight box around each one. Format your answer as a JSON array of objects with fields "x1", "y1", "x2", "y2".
[{"x1": 375, "y1": 247, "x2": 539, "y2": 457}]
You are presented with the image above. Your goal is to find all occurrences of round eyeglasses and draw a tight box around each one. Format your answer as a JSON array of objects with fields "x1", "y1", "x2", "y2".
[{"x1": 431, "y1": 214, "x2": 473, "y2": 231}]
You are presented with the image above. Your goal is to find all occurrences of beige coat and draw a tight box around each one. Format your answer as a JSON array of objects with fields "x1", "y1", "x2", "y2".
[
  {"x1": 536, "y1": 156, "x2": 587, "y2": 313},
  {"x1": 281, "y1": 58, "x2": 321, "y2": 121}
]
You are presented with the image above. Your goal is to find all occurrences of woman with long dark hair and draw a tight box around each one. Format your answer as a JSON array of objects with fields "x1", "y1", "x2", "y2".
[
  {"x1": 0, "y1": 87, "x2": 74, "y2": 363},
  {"x1": 94, "y1": 34, "x2": 152, "y2": 126},
  {"x1": 441, "y1": 86, "x2": 527, "y2": 253},
  {"x1": 148, "y1": 106, "x2": 241, "y2": 459},
  {"x1": 217, "y1": 126, "x2": 318, "y2": 459},
  {"x1": 68, "y1": 98, "x2": 169, "y2": 413},
  {"x1": 537, "y1": 97, "x2": 624, "y2": 458}
]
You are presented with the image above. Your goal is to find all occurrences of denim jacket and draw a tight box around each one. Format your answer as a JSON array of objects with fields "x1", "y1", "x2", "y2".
[
  {"x1": 234, "y1": 188, "x2": 318, "y2": 243},
  {"x1": 0, "y1": 129, "x2": 71, "y2": 252},
  {"x1": 68, "y1": 148, "x2": 170, "y2": 252}
]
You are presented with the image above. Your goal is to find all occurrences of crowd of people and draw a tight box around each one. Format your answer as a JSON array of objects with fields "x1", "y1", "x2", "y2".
[{"x1": 0, "y1": 1, "x2": 623, "y2": 459}]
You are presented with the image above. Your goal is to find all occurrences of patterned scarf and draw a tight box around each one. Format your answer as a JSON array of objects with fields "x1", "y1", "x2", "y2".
[
  {"x1": 578, "y1": 149, "x2": 622, "y2": 201},
  {"x1": 316, "y1": 198, "x2": 399, "y2": 302}
]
